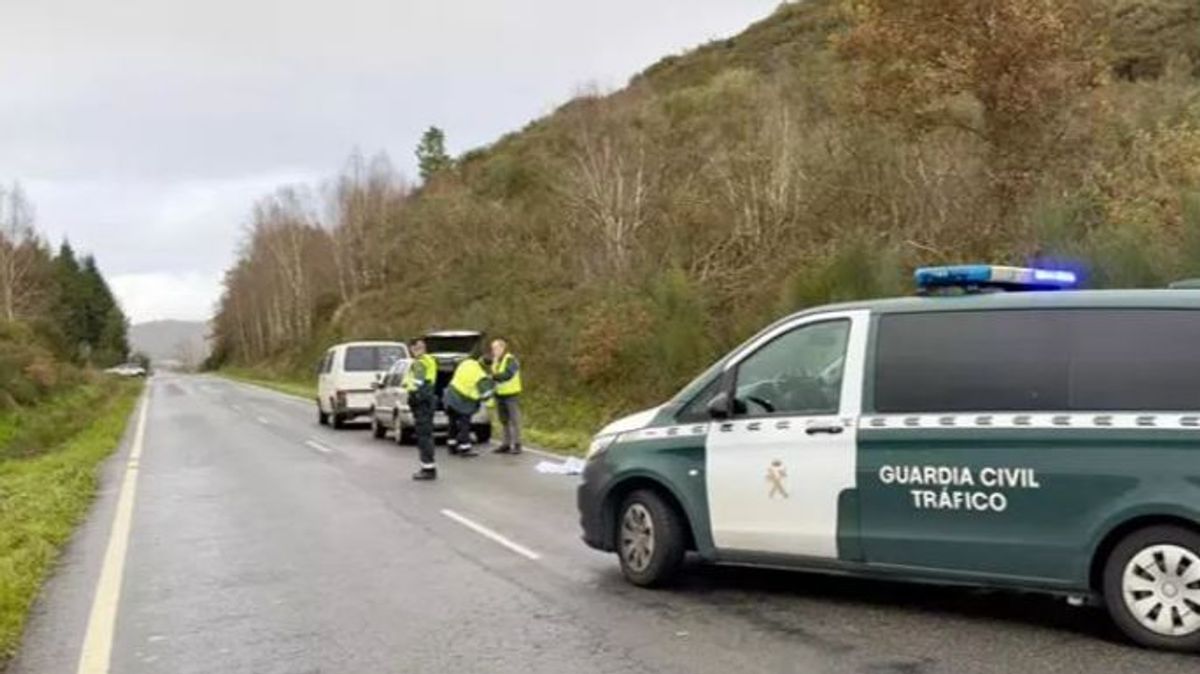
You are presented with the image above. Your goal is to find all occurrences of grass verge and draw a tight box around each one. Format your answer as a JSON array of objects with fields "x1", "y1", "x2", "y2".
[
  {"x1": 216, "y1": 367, "x2": 595, "y2": 455},
  {"x1": 218, "y1": 367, "x2": 316, "y2": 400},
  {"x1": 0, "y1": 379, "x2": 142, "y2": 665}
]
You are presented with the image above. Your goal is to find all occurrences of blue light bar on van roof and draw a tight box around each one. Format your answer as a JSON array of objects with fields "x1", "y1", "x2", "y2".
[{"x1": 914, "y1": 265, "x2": 1078, "y2": 292}]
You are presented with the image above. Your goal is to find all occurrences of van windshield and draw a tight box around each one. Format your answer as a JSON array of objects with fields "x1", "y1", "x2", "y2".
[{"x1": 344, "y1": 345, "x2": 407, "y2": 372}]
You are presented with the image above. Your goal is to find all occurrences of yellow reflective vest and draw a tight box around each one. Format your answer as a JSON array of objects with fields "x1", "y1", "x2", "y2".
[
  {"x1": 449, "y1": 358, "x2": 490, "y2": 401},
  {"x1": 402, "y1": 354, "x2": 438, "y2": 392},
  {"x1": 491, "y1": 352, "x2": 523, "y2": 396}
]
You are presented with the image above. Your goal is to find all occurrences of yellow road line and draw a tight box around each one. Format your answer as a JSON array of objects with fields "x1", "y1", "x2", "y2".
[{"x1": 76, "y1": 389, "x2": 151, "y2": 674}]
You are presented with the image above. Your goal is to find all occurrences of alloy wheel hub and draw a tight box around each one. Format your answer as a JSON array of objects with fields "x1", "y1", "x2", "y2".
[
  {"x1": 620, "y1": 504, "x2": 655, "y2": 573},
  {"x1": 1122, "y1": 544, "x2": 1200, "y2": 637}
]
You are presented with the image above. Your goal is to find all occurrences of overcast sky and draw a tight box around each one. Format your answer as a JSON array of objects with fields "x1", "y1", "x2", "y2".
[{"x1": 1, "y1": 0, "x2": 780, "y2": 324}]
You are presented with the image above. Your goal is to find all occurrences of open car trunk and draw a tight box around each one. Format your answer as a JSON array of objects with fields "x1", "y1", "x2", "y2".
[{"x1": 424, "y1": 331, "x2": 485, "y2": 411}]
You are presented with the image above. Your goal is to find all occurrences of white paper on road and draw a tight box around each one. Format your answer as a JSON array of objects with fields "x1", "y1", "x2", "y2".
[{"x1": 534, "y1": 457, "x2": 586, "y2": 475}]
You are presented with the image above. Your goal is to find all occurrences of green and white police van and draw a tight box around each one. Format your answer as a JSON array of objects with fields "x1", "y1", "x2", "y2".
[{"x1": 577, "y1": 265, "x2": 1200, "y2": 651}]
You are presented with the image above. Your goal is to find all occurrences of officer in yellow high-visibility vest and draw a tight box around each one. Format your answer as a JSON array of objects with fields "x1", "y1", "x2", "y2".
[
  {"x1": 405, "y1": 339, "x2": 440, "y2": 480},
  {"x1": 489, "y1": 338, "x2": 524, "y2": 455},
  {"x1": 443, "y1": 348, "x2": 494, "y2": 458}
]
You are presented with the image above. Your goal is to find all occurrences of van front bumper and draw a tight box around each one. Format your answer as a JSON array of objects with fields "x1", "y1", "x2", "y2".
[{"x1": 577, "y1": 458, "x2": 614, "y2": 552}]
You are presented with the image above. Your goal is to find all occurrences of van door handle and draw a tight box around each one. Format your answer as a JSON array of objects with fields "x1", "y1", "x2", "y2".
[
  {"x1": 806, "y1": 424, "x2": 844, "y2": 436},
  {"x1": 719, "y1": 422, "x2": 735, "y2": 432}
]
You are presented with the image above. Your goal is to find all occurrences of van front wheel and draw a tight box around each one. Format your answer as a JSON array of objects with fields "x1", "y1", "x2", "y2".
[
  {"x1": 616, "y1": 490, "x2": 686, "y2": 588},
  {"x1": 1103, "y1": 525, "x2": 1200, "y2": 652}
]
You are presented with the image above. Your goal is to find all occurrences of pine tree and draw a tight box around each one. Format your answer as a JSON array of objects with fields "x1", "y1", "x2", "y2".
[
  {"x1": 415, "y1": 126, "x2": 452, "y2": 182},
  {"x1": 79, "y1": 255, "x2": 128, "y2": 366},
  {"x1": 49, "y1": 244, "x2": 129, "y2": 366},
  {"x1": 52, "y1": 241, "x2": 88, "y2": 358}
]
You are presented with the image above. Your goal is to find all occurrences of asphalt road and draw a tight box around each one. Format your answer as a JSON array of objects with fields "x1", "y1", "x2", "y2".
[{"x1": 9, "y1": 373, "x2": 1199, "y2": 673}]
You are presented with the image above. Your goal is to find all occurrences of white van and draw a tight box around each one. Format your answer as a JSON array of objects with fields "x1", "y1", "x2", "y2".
[{"x1": 316, "y1": 341, "x2": 408, "y2": 429}]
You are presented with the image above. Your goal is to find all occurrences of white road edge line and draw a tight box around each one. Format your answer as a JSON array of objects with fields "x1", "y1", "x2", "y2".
[
  {"x1": 76, "y1": 390, "x2": 151, "y2": 674},
  {"x1": 440, "y1": 509, "x2": 542, "y2": 561},
  {"x1": 304, "y1": 439, "x2": 333, "y2": 454}
]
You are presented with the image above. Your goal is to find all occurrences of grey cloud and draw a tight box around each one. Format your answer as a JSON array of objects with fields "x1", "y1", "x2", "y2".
[{"x1": 1, "y1": 0, "x2": 781, "y2": 321}]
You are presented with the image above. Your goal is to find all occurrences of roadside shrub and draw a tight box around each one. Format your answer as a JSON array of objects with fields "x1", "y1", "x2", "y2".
[
  {"x1": 780, "y1": 237, "x2": 908, "y2": 312},
  {"x1": 0, "y1": 323, "x2": 57, "y2": 408}
]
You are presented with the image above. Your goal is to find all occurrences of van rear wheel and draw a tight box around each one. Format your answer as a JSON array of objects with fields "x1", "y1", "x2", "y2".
[
  {"x1": 317, "y1": 405, "x2": 329, "y2": 426},
  {"x1": 1103, "y1": 525, "x2": 1200, "y2": 652},
  {"x1": 616, "y1": 490, "x2": 686, "y2": 587}
]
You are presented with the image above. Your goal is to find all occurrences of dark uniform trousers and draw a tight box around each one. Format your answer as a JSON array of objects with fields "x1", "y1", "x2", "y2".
[
  {"x1": 448, "y1": 406, "x2": 475, "y2": 448},
  {"x1": 410, "y1": 389, "x2": 436, "y2": 466}
]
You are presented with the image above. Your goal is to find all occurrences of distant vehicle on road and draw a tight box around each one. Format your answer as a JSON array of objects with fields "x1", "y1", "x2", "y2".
[
  {"x1": 316, "y1": 341, "x2": 408, "y2": 429},
  {"x1": 579, "y1": 265, "x2": 1200, "y2": 653},
  {"x1": 104, "y1": 363, "x2": 147, "y2": 377},
  {"x1": 370, "y1": 331, "x2": 491, "y2": 444}
]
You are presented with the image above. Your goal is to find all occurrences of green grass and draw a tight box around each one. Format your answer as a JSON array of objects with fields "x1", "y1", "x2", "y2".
[
  {"x1": 218, "y1": 367, "x2": 596, "y2": 455},
  {"x1": 0, "y1": 385, "x2": 121, "y2": 461},
  {"x1": 218, "y1": 367, "x2": 316, "y2": 400},
  {"x1": 0, "y1": 379, "x2": 142, "y2": 664}
]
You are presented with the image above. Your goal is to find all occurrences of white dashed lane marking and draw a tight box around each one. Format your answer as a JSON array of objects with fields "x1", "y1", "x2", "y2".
[
  {"x1": 440, "y1": 509, "x2": 542, "y2": 561},
  {"x1": 304, "y1": 439, "x2": 333, "y2": 454}
]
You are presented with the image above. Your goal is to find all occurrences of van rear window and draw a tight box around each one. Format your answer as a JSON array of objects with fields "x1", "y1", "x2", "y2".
[
  {"x1": 344, "y1": 346, "x2": 406, "y2": 372},
  {"x1": 874, "y1": 309, "x2": 1200, "y2": 413}
]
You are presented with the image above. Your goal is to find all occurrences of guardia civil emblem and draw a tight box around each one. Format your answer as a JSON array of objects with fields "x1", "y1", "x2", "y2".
[{"x1": 766, "y1": 459, "x2": 789, "y2": 499}]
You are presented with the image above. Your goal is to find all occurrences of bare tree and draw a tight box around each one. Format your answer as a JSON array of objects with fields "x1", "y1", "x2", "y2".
[
  {"x1": 559, "y1": 102, "x2": 656, "y2": 279},
  {"x1": 0, "y1": 183, "x2": 46, "y2": 322}
]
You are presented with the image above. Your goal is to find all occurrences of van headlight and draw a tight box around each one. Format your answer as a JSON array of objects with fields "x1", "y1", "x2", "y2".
[{"x1": 587, "y1": 434, "x2": 620, "y2": 460}]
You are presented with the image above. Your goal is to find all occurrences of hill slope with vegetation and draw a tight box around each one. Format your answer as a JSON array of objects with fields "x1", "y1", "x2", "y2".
[
  {"x1": 209, "y1": 0, "x2": 1200, "y2": 445},
  {"x1": 0, "y1": 184, "x2": 130, "y2": 408}
]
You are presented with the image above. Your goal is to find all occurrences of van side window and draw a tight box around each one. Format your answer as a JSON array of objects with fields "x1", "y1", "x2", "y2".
[
  {"x1": 733, "y1": 319, "x2": 849, "y2": 417},
  {"x1": 874, "y1": 309, "x2": 1200, "y2": 413},
  {"x1": 320, "y1": 352, "x2": 334, "y2": 374},
  {"x1": 874, "y1": 311, "x2": 1067, "y2": 413},
  {"x1": 1066, "y1": 310, "x2": 1200, "y2": 410}
]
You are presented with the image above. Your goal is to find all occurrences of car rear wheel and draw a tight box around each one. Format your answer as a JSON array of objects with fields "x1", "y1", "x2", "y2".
[
  {"x1": 330, "y1": 406, "x2": 345, "y2": 430},
  {"x1": 395, "y1": 417, "x2": 415, "y2": 445},
  {"x1": 616, "y1": 490, "x2": 686, "y2": 588},
  {"x1": 317, "y1": 405, "x2": 328, "y2": 426},
  {"x1": 1103, "y1": 525, "x2": 1200, "y2": 652}
]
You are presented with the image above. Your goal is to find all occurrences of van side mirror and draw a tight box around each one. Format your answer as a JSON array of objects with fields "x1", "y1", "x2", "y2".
[{"x1": 706, "y1": 391, "x2": 732, "y2": 420}]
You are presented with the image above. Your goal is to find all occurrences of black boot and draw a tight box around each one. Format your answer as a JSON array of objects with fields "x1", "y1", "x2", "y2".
[
  {"x1": 412, "y1": 466, "x2": 437, "y2": 481},
  {"x1": 492, "y1": 444, "x2": 511, "y2": 454},
  {"x1": 510, "y1": 444, "x2": 523, "y2": 455}
]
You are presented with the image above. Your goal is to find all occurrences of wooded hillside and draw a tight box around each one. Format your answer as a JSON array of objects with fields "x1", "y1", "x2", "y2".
[
  {"x1": 209, "y1": 0, "x2": 1200, "y2": 436},
  {"x1": 0, "y1": 184, "x2": 130, "y2": 408}
]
